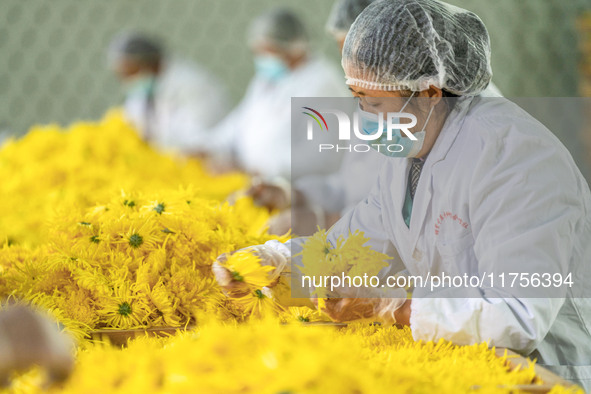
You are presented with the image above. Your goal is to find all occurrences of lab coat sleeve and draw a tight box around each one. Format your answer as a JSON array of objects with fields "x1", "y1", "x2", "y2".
[
  {"x1": 206, "y1": 78, "x2": 268, "y2": 162},
  {"x1": 290, "y1": 164, "x2": 399, "y2": 289},
  {"x1": 160, "y1": 90, "x2": 229, "y2": 153},
  {"x1": 123, "y1": 96, "x2": 149, "y2": 139},
  {"x1": 206, "y1": 100, "x2": 246, "y2": 160},
  {"x1": 158, "y1": 97, "x2": 228, "y2": 153},
  {"x1": 410, "y1": 115, "x2": 584, "y2": 355},
  {"x1": 326, "y1": 165, "x2": 397, "y2": 257},
  {"x1": 294, "y1": 171, "x2": 346, "y2": 214},
  {"x1": 152, "y1": 61, "x2": 231, "y2": 154}
]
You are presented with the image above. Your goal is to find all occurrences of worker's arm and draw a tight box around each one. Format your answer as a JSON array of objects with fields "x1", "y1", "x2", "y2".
[{"x1": 213, "y1": 162, "x2": 400, "y2": 304}]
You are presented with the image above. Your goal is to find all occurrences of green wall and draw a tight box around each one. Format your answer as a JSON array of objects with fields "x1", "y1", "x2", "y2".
[{"x1": 0, "y1": 0, "x2": 588, "y2": 135}]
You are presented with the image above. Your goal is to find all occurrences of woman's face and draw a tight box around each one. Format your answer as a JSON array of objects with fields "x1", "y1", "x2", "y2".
[
  {"x1": 348, "y1": 85, "x2": 410, "y2": 115},
  {"x1": 348, "y1": 84, "x2": 446, "y2": 158}
]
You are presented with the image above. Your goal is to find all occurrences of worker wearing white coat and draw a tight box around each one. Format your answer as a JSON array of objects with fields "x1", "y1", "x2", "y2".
[
  {"x1": 108, "y1": 32, "x2": 229, "y2": 155},
  {"x1": 208, "y1": 8, "x2": 346, "y2": 181},
  {"x1": 213, "y1": 0, "x2": 591, "y2": 389},
  {"x1": 296, "y1": 0, "x2": 503, "y2": 228}
]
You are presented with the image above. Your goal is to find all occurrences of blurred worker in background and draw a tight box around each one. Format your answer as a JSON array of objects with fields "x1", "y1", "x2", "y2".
[
  {"x1": 264, "y1": 0, "x2": 385, "y2": 235},
  {"x1": 208, "y1": 8, "x2": 346, "y2": 193},
  {"x1": 326, "y1": 0, "x2": 376, "y2": 51},
  {"x1": 108, "y1": 32, "x2": 229, "y2": 156}
]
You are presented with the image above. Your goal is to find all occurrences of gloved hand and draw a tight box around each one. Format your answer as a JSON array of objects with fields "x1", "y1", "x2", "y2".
[
  {"x1": 318, "y1": 288, "x2": 408, "y2": 324},
  {"x1": 212, "y1": 240, "x2": 291, "y2": 297},
  {"x1": 0, "y1": 305, "x2": 74, "y2": 387}
]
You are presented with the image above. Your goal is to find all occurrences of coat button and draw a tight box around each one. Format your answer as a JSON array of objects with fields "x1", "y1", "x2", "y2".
[{"x1": 412, "y1": 249, "x2": 423, "y2": 260}]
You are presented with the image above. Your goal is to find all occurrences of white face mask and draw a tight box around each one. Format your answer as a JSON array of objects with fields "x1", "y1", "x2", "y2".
[{"x1": 358, "y1": 92, "x2": 434, "y2": 158}]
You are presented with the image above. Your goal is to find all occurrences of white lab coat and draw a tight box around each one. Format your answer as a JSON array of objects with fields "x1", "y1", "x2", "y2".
[
  {"x1": 209, "y1": 56, "x2": 347, "y2": 180},
  {"x1": 124, "y1": 58, "x2": 229, "y2": 154},
  {"x1": 287, "y1": 96, "x2": 591, "y2": 389}
]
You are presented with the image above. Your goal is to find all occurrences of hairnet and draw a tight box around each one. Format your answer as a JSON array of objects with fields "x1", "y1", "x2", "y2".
[
  {"x1": 248, "y1": 8, "x2": 308, "y2": 53},
  {"x1": 108, "y1": 32, "x2": 164, "y2": 68},
  {"x1": 342, "y1": 0, "x2": 492, "y2": 95},
  {"x1": 325, "y1": 0, "x2": 375, "y2": 39}
]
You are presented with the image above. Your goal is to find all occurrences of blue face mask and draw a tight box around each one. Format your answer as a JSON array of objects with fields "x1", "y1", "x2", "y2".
[
  {"x1": 125, "y1": 74, "x2": 156, "y2": 99},
  {"x1": 358, "y1": 93, "x2": 433, "y2": 158},
  {"x1": 254, "y1": 55, "x2": 289, "y2": 82}
]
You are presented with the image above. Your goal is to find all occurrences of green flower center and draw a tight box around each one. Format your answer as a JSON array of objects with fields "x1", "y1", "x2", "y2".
[
  {"x1": 90, "y1": 235, "x2": 100, "y2": 244},
  {"x1": 297, "y1": 316, "x2": 310, "y2": 322},
  {"x1": 254, "y1": 289, "x2": 265, "y2": 299},
  {"x1": 118, "y1": 302, "x2": 132, "y2": 316},
  {"x1": 153, "y1": 203, "x2": 165, "y2": 214},
  {"x1": 123, "y1": 200, "x2": 136, "y2": 208},
  {"x1": 129, "y1": 233, "x2": 143, "y2": 248},
  {"x1": 323, "y1": 246, "x2": 331, "y2": 255},
  {"x1": 231, "y1": 271, "x2": 244, "y2": 281}
]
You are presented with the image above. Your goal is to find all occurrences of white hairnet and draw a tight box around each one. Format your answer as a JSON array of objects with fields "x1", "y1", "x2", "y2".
[
  {"x1": 342, "y1": 0, "x2": 492, "y2": 95},
  {"x1": 108, "y1": 32, "x2": 163, "y2": 68},
  {"x1": 325, "y1": 0, "x2": 375, "y2": 39},
  {"x1": 248, "y1": 8, "x2": 308, "y2": 53}
]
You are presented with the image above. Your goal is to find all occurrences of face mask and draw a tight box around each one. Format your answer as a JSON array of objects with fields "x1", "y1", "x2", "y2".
[
  {"x1": 254, "y1": 55, "x2": 289, "y2": 82},
  {"x1": 124, "y1": 74, "x2": 156, "y2": 98},
  {"x1": 358, "y1": 93, "x2": 434, "y2": 158}
]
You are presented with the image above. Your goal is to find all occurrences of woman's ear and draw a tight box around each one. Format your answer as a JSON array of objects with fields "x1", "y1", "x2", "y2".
[{"x1": 426, "y1": 86, "x2": 443, "y2": 105}]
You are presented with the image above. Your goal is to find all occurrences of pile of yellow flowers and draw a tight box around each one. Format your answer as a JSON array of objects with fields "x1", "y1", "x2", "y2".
[
  {"x1": 7, "y1": 320, "x2": 582, "y2": 394},
  {"x1": 0, "y1": 189, "x2": 287, "y2": 340},
  {"x1": 0, "y1": 110, "x2": 246, "y2": 246},
  {"x1": 0, "y1": 111, "x2": 293, "y2": 339},
  {"x1": 0, "y1": 114, "x2": 583, "y2": 393}
]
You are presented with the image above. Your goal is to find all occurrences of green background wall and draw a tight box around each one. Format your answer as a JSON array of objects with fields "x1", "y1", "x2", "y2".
[{"x1": 0, "y1": 0, "x2": 589, "y2": 136}]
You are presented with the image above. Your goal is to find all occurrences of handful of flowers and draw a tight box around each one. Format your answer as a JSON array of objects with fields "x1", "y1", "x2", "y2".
[
  {"x1": 213, "y1": 246, "x2": 289, "y2": 317},
  {"x1": 299, "y1": 229, "x2": 391, "y2": 300},
  {"x1": 299, "y1": 229, "x2": 409, "y2": 323}
]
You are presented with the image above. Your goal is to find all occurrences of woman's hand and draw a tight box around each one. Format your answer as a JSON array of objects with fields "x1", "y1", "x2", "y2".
[
  {"x1": 321, "y1": 298, "x2": 378, "y2": 322},
  {"x1": 212, "y1": 241, "x2": 291, "y2": 297},
  {"x1": 211, "y1": 252, "x2": 252, "y2": 298},
  {"x1": 319, "y1": 296, "x2": 411, "y2": 325}
]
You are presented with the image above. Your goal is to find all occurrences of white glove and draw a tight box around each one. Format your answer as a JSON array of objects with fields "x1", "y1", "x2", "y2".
[{"x1": 212, "y1": 240, "x2": 291, "y2": 297}]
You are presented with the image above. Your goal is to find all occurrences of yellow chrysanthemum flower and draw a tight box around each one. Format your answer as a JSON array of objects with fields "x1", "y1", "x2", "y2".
[
  {"x1": 219, "y1": 249, "x2": 276, "y2": 290},
  {"x1": 97, "y1": 284, "x2": 152, "y2": 330}
]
